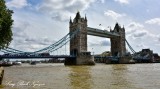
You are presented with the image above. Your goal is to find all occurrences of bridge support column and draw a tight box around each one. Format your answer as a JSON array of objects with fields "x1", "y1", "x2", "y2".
[
  {"x1": 69, "y1": 12, "x2": 95, "y2": 65},
  {"x1": 110, "y1": 23, "x2": 130, "y2": 63}
]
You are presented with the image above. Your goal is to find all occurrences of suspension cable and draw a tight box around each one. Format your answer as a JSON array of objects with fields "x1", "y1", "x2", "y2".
[{"x1": 125, "y1": 39, "x2": 136, "y2": 54}]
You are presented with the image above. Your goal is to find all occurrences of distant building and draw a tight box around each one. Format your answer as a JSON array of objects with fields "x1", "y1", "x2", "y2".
[
  {"x1": 153, "y1": 53, "x2": 160, "y2": 62},
  {"x1": 134, "y1": 49, "x2": 154, "y2": 63}
]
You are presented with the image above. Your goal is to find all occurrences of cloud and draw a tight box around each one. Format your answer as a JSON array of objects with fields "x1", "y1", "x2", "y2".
[
  {"x1": 24, "y1": 37, "x2": 55, "y2": 51},
  {"x1": 157, "y1": 35, "x2": 160, "y2": 42},
  {"x1": 37, "y1": 0, "x2": 96, "y2": 21},
  {"x1": 89, "y1": 40, "x2": 110, "y2": 46},
  {"x1": 136, "y1": 44, "x2": 148, "y2": 48},
  {"x1": 12, "y1": 21, "x2": 30, "y2": 38},
  {"x1": 126, "y1": 22, "x2": 144, "y2": 36},
  {"x1": 133, "y1": 30, "x2": 147, "y2": 38},
  {"x1": 100, "y1": 0, "x2": 105, "y2": 3},
  {"x1": 25, "y1": 37, "x2": 54, "y2": 46},
  {"x1": 10, "y1": 21, "x2": 29, "y2": 48},
  {"x1": 155, "y1": 36, "x2": 160, "y2": 46},
  {"x1": 89, "y1": 41, "x2": 99, "y2": 46},
  {"x1": 145, "y1": 18, "x2": 160, "y2": 25},
  {"x1": 10, "y1": 20, "x2": 56, "y2": 52},
  {"x1": 10, "y1": 36, "x2": 55, "y2": 52},
  {"x1": 6, "y1": 0, "x2": 29, "y2": 9},
  {"x1": 114, "y1": 0, "x2": 129, "y2": 4},
  {"x1": 29, "y1": 44, "x2": 44, "y2": 50},
  {"x1": 104, "y1": 10, "x2": 126, "y2": 20},
  {"x1": 100, "y1": 40, "x2": 110, "y2": 46},
  {"x1": 128, "y1": 22, "x2": 144, "y2": 28},
  {"x1": 126, "y1": 22, "x2": 148, "y2": 38}
]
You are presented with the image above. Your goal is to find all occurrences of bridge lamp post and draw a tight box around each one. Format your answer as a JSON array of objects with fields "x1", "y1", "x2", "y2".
[
  {"x1": 53, "y1": 51, "x2": 54, "y2": 55},
  {"x1": 65, "y1": 43, "x2": 66, "y2": 55},
  {"x1": 56, "y1": 50, "x2": 58, "y2": 55},
  {"x1": 60, "y1": 51, "x2": 61, "y2": 55},
  {"x1": 92, "y1": 48, "x2": 94, "y2": 56}
]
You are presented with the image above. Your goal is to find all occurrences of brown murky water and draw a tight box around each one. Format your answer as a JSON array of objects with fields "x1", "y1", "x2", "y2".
[{"x1": 1, "y1": 63, "x2": 160, "y2": 89}]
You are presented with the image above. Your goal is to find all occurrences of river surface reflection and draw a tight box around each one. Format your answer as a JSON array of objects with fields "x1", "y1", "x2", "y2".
[{"x1": 2, "y1": 63, "x2": 160, "y2": 89}]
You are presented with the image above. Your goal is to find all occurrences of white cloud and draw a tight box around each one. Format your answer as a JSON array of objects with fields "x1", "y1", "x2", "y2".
[
  {"x1": 104, "y1": 10, "x2": 126, "y2": 20},
  {"x1": 114, "y1": 0, "x2": 129, "y2": 4},
  {"x1": 145, "y1": 18, "x2": 160, "y2": 25},
  {"x1": 6, "y1": 0, "x2": 28, "y2": 9},
  {"x1": 29, "y1": 44, "x2": 44, "y2": 50},
  {"x1": 25, "y1": 37, "x2": 54, "y2": 46},
  {"x1": 133, "y1": 30, "x2": 148, "y2": 38},
  {"x1": 37, "y1": 0, "x2": 95, "y2": 21},
  {"x1": 100, "y1": 40, "x2": 110, "y2": 46},
  {"x1": 156, "y1": 35, "x2": 160, "y2": 42},
  {"x1": 126, "y1": 22, "x2": 145, "y2": 37},
  {"x1": 12, "y1": 21, "x2": 30, "y2": 36},
  {"x1": 136, "y1": 44, "x2": 148, "y2": 48},
  {"x1": 9, "y1": 16, "x2": 58, "y2": 52},
  {"x1": 89, "y1": 40, "x2": 110, "y2": 46},
  {"x1": 10, "y1": 35, "x2": 55, "y2": 52},
  {"x1": 126, "y1": 22, "x2": 148, "y2": 39},
  {"x1": 100, "y1": 0, "x2": 105, "y2": 3},
  {"x1": 128, "y1": 22, "x2": 144, "y2": 28}
]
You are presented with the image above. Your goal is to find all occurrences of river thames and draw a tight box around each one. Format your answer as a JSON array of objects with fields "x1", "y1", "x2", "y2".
[{"x1": 1, "y1": 63, "x2": 160, "y2": 89}]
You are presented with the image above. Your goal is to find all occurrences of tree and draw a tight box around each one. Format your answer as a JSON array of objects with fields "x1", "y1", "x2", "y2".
[{"x1": 0, "y1": 0, "x2": 13, "y2": 49}]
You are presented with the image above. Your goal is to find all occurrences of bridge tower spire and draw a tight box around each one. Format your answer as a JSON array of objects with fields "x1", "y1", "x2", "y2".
[{"x1": 67, "y1": 11, "x2": 95, "y2": 65}]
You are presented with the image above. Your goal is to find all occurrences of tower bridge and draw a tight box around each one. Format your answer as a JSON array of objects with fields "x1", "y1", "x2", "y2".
[
  {"x1": 67, "y1": 11, "x2": 127, "y2": 65},
  {"x1": 0, "y1": 12, "x2": 135, "y2": 65}
]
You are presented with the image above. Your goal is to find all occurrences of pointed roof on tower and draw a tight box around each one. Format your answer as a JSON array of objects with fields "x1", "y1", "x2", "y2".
[
  {"x1": 74, "y1": 11, "x2": 81, "y2": 22},
  {"x1": 85, "y1": 14, "x2": 87, "y2": 21},
  {"x1": 114, "y1": 22, "x2": 121, "y2": 32},
  {"x1": 70, "y1": 16, "x2": 72, "y2": 24},
  {"x1": 75, "y1": 11, "x2": 81, "y2": 19}
]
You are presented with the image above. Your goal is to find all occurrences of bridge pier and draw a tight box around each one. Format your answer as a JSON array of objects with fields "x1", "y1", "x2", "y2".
[
  {"x1": 119, "y1": 56, "x2": 132, "y2": 64},
  {"x1": 76, "y1": 52, "x2": 95, "y2": 65},
  {"x1": 64, "y1": 57, "x2": 77, "y2": 65},
  {"x1": 65, "y1": 52, "x2": 95, "y2": 65}
]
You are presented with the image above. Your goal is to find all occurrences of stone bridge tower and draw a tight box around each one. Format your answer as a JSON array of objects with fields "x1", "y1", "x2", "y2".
[
  {"x1": 68, "y1": 12, "x2": 95, "y2": 65},
  {"x1": 110, "y1": 23, "x2": 127, "y2": 63}
]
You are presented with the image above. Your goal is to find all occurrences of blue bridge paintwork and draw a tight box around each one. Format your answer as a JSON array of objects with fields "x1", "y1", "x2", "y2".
[{"x1": 0, "y1": 55, "x2": 76, "y2": 59}]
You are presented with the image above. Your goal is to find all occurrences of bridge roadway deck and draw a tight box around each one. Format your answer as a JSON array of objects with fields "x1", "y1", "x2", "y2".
[
  {"x1": 87, "y1": 27, "x2": 120, "y2": 38},
  {"x1": 0, "y1": 55, "x2": 76, "y2": 59}
]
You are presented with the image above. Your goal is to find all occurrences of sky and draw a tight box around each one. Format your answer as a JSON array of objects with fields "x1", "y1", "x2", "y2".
[{"x1": 4, "y1": 0, "x2": 160, "y2": 55}]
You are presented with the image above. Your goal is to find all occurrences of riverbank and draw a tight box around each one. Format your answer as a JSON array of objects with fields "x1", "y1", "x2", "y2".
[{"x1": 0, "y1": 67, "x2": 4, "y2": 85}]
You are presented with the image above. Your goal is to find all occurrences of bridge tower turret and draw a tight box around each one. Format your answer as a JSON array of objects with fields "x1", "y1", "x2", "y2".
[
  {"x1": 68, "y1": 12, "x2": 95, "y2": 65},
  {"x1": 110, "y1": 23, "x2": 126, "y2": 63}
]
